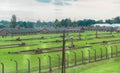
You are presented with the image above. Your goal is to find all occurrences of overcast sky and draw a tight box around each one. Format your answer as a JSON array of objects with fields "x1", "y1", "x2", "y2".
[{"x1": 0, "y1": 0, "x2": 120, "y2": 22}]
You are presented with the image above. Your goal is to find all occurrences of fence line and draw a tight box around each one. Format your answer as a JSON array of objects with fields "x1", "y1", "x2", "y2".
[{"x1": 1, "y1": 47, "x2": 120, "y2": 73}]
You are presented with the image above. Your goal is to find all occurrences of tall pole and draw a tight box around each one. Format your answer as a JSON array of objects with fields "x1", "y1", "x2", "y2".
[
  {"x1": 62, "y1": 30, "x2": 66, "y2": 73},
  {"x1": 96, "y1": 29, "x2": 98, "y2": 38},
  {"x1": 78, "y1": 29, "x2": 81, "y2": 40},
  {"x1": 70, "y1": 36, "x2": 74, "y2": 48}
]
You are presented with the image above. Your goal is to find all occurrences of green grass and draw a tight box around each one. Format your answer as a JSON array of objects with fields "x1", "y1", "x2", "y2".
[
  {"x1": 0, "y1": 31, "x2": 120, "y2": 73},
  {"x1": 66, "y1": 58, "x2": 120, "y2": 73}
]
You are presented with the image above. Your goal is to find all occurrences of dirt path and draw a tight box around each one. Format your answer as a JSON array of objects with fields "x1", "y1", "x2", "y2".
[{"x1": 9, "y1": 46, "x2": 92, "y2": 54}]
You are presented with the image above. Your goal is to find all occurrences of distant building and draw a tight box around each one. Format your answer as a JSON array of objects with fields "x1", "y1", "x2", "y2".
[
  {"x1": 116, "y1": 28, "x2": 120, "y2": 33},
  {"x1": 39, "y1": 27, "x2": 85, "y2": 34},
  {"x1": 1, "y1": 26, "x2": 111, "y2": 36},
  {"x1": 0, "y1": 28, "x2": 39, "y2": 36}
]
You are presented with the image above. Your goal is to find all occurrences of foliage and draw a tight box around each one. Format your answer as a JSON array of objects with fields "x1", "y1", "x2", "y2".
[
  {"x1": 1, "y1": 16, "x2": 120, "y2": 28},
  {"x1": 10, "y1": 14, "x2": 17, "y2": 28}
]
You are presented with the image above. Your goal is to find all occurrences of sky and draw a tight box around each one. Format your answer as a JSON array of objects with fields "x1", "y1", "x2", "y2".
[{"x1": 0, "y1": 0, "x2": 120, "y2": 22}]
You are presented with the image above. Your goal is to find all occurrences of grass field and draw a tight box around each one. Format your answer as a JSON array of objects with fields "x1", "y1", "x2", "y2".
[{"x1": 0, "y1": 31, "x2": 120, "y2": 73}]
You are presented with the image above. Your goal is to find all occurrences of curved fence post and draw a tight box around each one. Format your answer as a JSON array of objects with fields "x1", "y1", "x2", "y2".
[
  {"x1": 88, "y1": 50, "x2": 90, "y2": 63},
  {"x1": 111, "y1": 47, "x2": 113, "y2": 58},
  {"x1": 1, "y1": 63, "x2": 4, "y2": 73},
  {"x1": 73, "y1": 52, "x2": 77, "y2": 66},
  {"x1": 57, "y1": 54, "x2": 60, "y2": 69},
  {"x1": 66, "y1": 53, "x2": 69, "y2": 67},
  {"x1": 100, "y1": 48, "x2": 102, "y2": 60},
  {"x1": 48, "y1": 55, "x2": 52, "y2": 73},
  {"x1": 81, "y1": 51, "x2": 84, "y2": 64},
  {"x1": 94, "y1": 49, "x2": 96, "y2": 62},
  {"x1": 106, "y1": 48, "x2": 108, "y2": 59},
  {"x1": 27, "y1": 59, "x2": 30, "y2": 73},
  {"x1": 78, "y1": 29, "x2": 81, "y2": 40},
  {"x1": 37, "y1": 57, "x2": 41, "y2": 73},
  {"x1": 11, "y1": 59, "x2": 18, "y2": 73},
  {"x1": 116, "y1": 46, "x2": 118, "y2": 57}
]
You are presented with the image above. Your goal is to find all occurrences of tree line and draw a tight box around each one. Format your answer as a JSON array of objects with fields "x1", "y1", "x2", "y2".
[{"x1": 0, "y1": 15, "x2": 120, "y2": 28}]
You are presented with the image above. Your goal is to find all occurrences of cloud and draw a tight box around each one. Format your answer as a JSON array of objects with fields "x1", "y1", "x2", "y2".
[
  {"x1": 53, "y1": 0, "x2": 63, "y2": 6},
  {"x1": 0, "y1": 0, "x2": 120, "y2": 21},
  {"x1": 36, "y1": 0, "x2": 78, "y2": 6},
  {"x1": 36, "y1": 0, "x2": 51, "y2": 3},
  {"x1": 53, "y1": 0, "x2": 79, "y2": 6}
]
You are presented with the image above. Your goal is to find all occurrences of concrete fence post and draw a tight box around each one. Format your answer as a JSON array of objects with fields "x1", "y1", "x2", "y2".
[
  {"x1": 88, "y1": 50, "x2": 90, "y2": 63},
  {"x1": 116, "y1": 46, "x2": 118, "y2": 57},
  {"x1": 1, "y1": 63, "x2": 4, "y2": 73},
  {"x1": 73, "y1": 52, "x2": 77, "y2": 66},
  {"x1": 100, "y1": 48, "x2": 102, "y2": 60},
  {"x1": 111, "y1": 47, "x2": 113, "y2": 58},
  {"x1": 37, "y1": 57, "x2": 41, "y2": 73},
  {"x1": 94, "y1": 49, "x2": 96, "y2": 62},
  {"x1": 27, "y1": 59, "x2": 30, "y2": 73},
  {"x1": 11, "y1": 59, "x2": 18, "y2": 73},
  {"x1": 57, "y1": 55, "x2": 60, "y2": 69},
  {"x1": 48, "y1": 55, "x2": 52, "y2": 73},
  {"x1": 66, "y1": 53, "x2": 69, "y2": 67},
  {"x1": 81, "y1": 51, "x2": 84, "y2": 64},
  {"x1": 106, "y1": 48, "x2": 108, "y2": 59}
]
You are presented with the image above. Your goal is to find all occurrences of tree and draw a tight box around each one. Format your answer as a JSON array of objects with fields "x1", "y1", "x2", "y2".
[
  {"x1": 54, "y1": 19, "x2": 61, "y2": 27},
  {"x1": 60, "y1": 18, "x2": 72, "y2": 27},
  {"x1": 65, "y1": 18, "x2": 72, "y2": 27},
  {"x1": 26, "y1": 21, "x2": 34, "y2": 28},
  {"x1": 36, "y1": 20, "x2": 41, "y2": 27},
  {"x1": 113, "y1": 17, "x2": 120, "y2": 23},
  {"x1": 77, "y1": 19, "x2": 96, "y2": 26},
  {"x1": 105, "y1": 19, "x2": 113, "y2": 24},
  {"x1": 61, "y1": 19, "x2": 66, "y2": 27},
  {"x1": 10, "y1": 14, "x2": 17, "y2": 28},
  {"x1": 96, "y1": 20, "x2": 103, "y2": 24}
]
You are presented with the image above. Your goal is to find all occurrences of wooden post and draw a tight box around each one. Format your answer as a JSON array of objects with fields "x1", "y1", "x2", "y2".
[
  {"x1": 96, "y1": 30, "x2": 98, "y2": 38},
  {"x1": 78, "y1": 29, "x2": 81, "y2": 40},
  {"x1": 70, "y1": 36, "x2": 74, "y2": 48},
  {"x1": 62, "y1": 30, "x2": 66, "y2": 73}
]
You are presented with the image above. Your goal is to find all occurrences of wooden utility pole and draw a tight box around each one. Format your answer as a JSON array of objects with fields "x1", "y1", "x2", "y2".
[
  {"x1": 78, "y1": 29, "x2": 81, "y2": 40},
  {"x1": 62, "y1": 30, "x2": 66, "y2": 73},
  {"x1": 96, "y1": 29, "x2": 98, "y2": 38}
]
